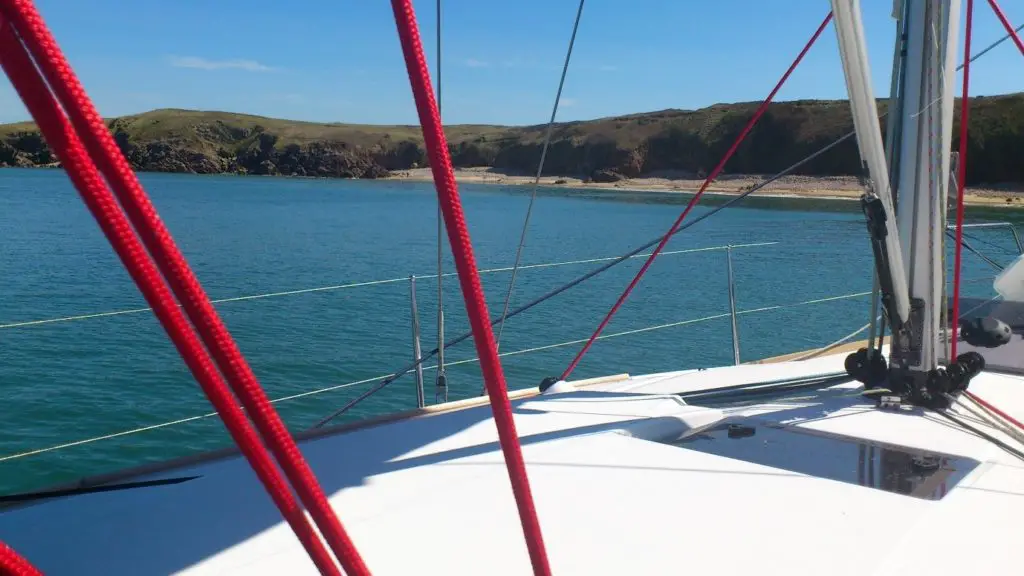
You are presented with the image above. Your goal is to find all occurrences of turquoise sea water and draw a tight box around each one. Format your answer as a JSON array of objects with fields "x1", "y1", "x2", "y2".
[{"x1": 1, "y1": 168, "x2": 1018, "y2": 493}]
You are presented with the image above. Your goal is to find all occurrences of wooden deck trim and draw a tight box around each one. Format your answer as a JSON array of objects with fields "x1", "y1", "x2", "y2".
[{"x1": 749, "y1": 340, "x2": 868, "y2": 364}]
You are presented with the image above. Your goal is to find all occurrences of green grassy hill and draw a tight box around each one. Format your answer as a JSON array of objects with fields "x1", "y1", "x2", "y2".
[{"x1": 2, "y1": 93, "x2": 1022, "y2": 184}]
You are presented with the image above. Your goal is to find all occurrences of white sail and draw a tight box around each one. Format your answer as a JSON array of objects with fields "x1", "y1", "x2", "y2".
[{"x1": 831, "y1": 0, "x2": 911, "y2": 326}]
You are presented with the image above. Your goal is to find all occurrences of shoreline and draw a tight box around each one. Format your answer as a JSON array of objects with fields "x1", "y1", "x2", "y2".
[
  {"x1": 6, "y1": 164, "x2": 1024, "y2": 208},
  {"x1": 385, "y1": 167, "x2": 1024, "y2": 208}
]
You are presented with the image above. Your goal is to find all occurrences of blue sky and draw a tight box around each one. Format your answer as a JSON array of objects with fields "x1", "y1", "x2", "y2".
[{"x1": 1, "y1": 0, "x2": 1021, "y2": 125}]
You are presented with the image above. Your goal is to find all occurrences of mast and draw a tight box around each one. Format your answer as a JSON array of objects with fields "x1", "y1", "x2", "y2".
[
  {"x1": 890, "y1": 0, "x2": 961, "y2": 375},
  {"x1": 834, "y1": 0, "x2": 983, "y2": 407}
]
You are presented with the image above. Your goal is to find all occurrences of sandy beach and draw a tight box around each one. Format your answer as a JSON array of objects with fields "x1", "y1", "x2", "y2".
[{"x1": 386, "y1": 167, "x2": 1024, "y2": 208}]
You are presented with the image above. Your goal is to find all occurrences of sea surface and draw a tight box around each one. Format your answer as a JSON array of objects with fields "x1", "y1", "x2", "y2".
[{"x1": 1, "y1": 168, "x2": 1019, "y2": 493}]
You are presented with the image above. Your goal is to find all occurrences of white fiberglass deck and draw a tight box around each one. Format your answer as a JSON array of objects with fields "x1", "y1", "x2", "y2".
[{"x1": 3, "y1": 351, "x2": 1024, "y2": 575}]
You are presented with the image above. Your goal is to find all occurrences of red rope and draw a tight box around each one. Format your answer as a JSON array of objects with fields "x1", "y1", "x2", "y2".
[
  {"x1": 560, "y1": 12, "x2": 834, "y2": 380},
  {"x1": 0, "y1": 542, "x2": 42, "y2": 576},
  {"x1": 952, "y1": 8, "x2": 1024, "y2": 442},
  {"x1": 0, "y1": 2, "x2": 370, "y2": 574},
  {"x1": 965, "y1": 391, "x2": 1024, "y2": 432},
  {"x1": 951, "y1": 1, "x2": 1024, "y2": 454},
  {"x1": 0, "y1": 17, "x2": 344, "y2": 576},
  {"x1": 987, "y1": 0, "x2": 1024, "y2": 56},
  {"x1": 389, "y1": 1, "x2": 551, "y2": 574},
  {"x1": 951, "y1": 0, "x2": 974, "y2": 360}
]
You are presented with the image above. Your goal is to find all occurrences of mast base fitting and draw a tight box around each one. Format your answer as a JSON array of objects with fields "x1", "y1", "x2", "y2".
[
  {"x1": 845, "y1": 347, "x2": 888, "y2": 388},
  {"x1": 889, "y1": 352, "x2": 986, "y2": 410}
]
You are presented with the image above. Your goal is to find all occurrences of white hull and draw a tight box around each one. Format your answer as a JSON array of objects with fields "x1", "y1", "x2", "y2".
[{"x1": 4, "y1": 348, "x2": 1023, "y2": 575}]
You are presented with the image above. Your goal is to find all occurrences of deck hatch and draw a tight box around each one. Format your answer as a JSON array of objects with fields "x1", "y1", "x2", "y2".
[{"x1": 657, "y1": 421, "x2": 979, "y2": 500}]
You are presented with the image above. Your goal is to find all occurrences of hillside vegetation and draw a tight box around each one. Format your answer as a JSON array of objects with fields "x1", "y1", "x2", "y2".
[{"x1": 1, "y1": 93, "x2": 1022, "y2": 185}]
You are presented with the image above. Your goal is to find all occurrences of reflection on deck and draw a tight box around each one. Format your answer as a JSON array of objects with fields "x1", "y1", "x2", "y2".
[{"x1": 662, "y1": 421, "x2": 979, "y2": 500}]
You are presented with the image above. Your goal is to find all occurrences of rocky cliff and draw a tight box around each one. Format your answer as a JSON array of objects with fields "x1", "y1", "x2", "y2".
[{"x1": 2, "y1": 93, "x2": 1023, "y2": 185}]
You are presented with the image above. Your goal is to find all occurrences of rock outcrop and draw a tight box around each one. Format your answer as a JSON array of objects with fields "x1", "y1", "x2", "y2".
[{"x1": 2, "y1": 94, "x2": 1023, "y2": 186}]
